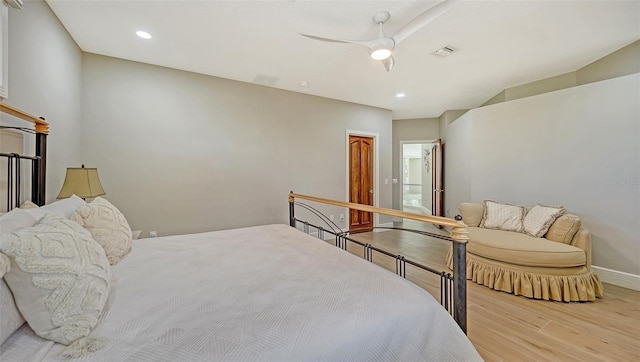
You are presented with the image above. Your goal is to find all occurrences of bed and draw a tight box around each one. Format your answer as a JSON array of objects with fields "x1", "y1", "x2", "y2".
[{"x1": 1, "y1": 104, "x2": 481, "y2": 361}]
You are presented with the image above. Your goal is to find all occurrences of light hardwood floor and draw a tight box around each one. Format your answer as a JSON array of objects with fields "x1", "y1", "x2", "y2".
[{"x1": 336, "y1": 221, "x2": 640, "y2": 362}]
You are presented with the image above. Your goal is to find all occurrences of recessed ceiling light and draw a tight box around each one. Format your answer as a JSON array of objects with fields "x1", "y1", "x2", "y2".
[
  {"x1": 396, "y1": 93, "x2": 406, "y2": 98},
  {"x1": 136, "y1": 30, "x2": 152, "y2": 39}
]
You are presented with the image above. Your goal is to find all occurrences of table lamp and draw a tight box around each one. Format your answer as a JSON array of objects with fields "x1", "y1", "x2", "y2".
[{"x1": 57, "y1": 165, "x2": 106, "y2": 199}]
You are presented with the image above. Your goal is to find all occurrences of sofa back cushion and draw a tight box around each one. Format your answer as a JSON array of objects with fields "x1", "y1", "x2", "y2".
[
  {"x1": 459, "y1": 203, "x2": 484, "y2": 227},
  {"x1": 545, "y1": 214, "x2": 582, "y2": 244}
]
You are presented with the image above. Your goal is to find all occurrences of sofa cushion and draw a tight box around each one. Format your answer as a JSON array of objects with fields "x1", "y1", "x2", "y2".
[
  {"x1": 546, "y1": 214, "x2": 582, "y2": 244},
  {"x1": 459, "y1": 203, "x2": 484, "y2": 227},
  {"x1": 466, "y1": 227, "x2": 586, "y2": 268}
]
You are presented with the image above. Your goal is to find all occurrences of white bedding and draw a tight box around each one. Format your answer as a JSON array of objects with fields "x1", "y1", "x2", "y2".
[{"x1": 1, "y1": 224, "x2": 481, "y2": 361}]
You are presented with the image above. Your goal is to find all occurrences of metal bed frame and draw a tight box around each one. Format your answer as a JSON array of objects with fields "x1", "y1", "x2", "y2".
[
  {"x1": 0, "y1": 103, "x2": 48, "y2": 211},
  {"x1": 288, "y1": 192, "x2": 470, "y2": 333}
]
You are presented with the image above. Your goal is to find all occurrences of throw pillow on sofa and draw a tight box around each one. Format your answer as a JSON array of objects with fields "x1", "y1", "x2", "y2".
[
  {"x1": 480, "y1": 200, "x2": 525, "y2": 232},
  {"x1": 523, "y1": 205, "x2": 566, "y2": 238}
]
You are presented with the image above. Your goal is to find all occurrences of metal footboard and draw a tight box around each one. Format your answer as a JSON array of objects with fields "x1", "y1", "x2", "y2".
[
  {"x1": 0, "y1": 151, "x2": 42, "y2": 212},
  {"x1": 288, "y1": 192, "x2": 469, "y2": 334},
  {"x1": 0, "y1": 104, "x2": 49, "y2": 211}
]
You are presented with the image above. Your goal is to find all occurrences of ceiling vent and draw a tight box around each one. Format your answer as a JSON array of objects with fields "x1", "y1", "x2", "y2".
[
  {"x1": 432, "y1": 46, "x2": 455, "y2": 58},
  {"x1": 3, "y1": 0, "x2": 23, "y2": 10},
  {"x1": 253, "y1": 74, "x2": 279, "y2": 87}
]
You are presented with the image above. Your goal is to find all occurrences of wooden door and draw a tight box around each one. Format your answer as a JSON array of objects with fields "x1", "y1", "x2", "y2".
[
  {"x1": 431, "y1": 139, "x2": 444, "y2": 226},
  {"x1": 349, "y1": 135, "x2": 374, "y2": 232}
]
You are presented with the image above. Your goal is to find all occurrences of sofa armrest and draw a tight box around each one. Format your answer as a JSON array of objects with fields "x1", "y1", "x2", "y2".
[{"x1": 570, "y1": 228, "x2": 592, "y2": 270}]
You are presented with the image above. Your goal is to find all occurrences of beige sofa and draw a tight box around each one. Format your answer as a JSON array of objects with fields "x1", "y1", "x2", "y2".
[{"x1": 446, "y1": 203, "x2": 604, "y2": 302}]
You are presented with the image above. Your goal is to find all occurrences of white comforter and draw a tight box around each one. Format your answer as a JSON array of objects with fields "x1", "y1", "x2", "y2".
[{"x1": 1, "y1": 224, "x2": 481, "y2": 361}]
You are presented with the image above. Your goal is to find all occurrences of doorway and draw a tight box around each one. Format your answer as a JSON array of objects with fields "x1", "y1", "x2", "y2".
[
  {"x1": 348, "y1": 134, "x2": 374, "y2": 232},
  {"x1": 401, "y1": 139, "x2": 443, "y2": 220},
  {"x1": 402, "y1": 142, "x2": 433, "y2": 215}
]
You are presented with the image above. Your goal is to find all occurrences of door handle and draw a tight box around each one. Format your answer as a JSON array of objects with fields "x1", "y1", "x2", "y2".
[{"x1": 369, "y1": 190, "x2": 373, "y2": 194}]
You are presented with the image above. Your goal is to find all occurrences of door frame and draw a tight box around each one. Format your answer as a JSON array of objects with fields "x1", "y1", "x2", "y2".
[
  {"x1": 399, "y1": 139, "x2": 439, "y2": 220},
  {"x1": 345, "y1": 130, "x2": 379, "y2": 230}
]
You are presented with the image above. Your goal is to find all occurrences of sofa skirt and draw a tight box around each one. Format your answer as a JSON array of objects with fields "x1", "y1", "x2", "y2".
[{"x1": 446, "y1": 248, "x2": 604, "y2": 302}]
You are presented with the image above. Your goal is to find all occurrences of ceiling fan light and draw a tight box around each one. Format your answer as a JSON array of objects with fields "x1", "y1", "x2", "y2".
[{"x1": 370, "y1": 48, "x2": 392, "y2": 60}]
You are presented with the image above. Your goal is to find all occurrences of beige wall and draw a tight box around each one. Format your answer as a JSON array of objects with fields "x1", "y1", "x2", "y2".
[
  {"x1": 577, "y1": 39, "x2": 640, "y2": 85},
  {"x1": 2, "y1": 0, "x2": 83, "y2": 202},
  {"x1": 81, "y1": 54, "x2": 393, "y2": 236},
  {"x1": 483, "y1": 40, "x2": 639, "y2": 106},
  {"x1": 444, "y1": 74, "x2": 640, "y2": 275}
]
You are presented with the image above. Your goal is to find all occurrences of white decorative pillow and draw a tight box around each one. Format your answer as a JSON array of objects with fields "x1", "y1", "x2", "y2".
[
  {"x1": 0, "y1": 252, "x2": 9, "y2": 277},
  {"x1": 480, "y1": 200, "x2": 525, "y2": 232},
  {"x1": 21, "y1": 194, "x2": 86, "y2": 220},
  {"x1": 0, "y1": 210, "x2": 36, "y2": 345},
  {"x1": 1, "y1": 276, "x2": 25, "y2": 345},
  {"x1": 71, "y1": 197, "x2": 132, "y2": 265},
  {"x1": 0, "y1": 207, "x2": 38, "y2": 236},
  {"x1": 0, "y1": 214, "x2": 112, "y2": 346},
  {"x1": 523, "y1": 205, "x2": 567, "y2": 238}
]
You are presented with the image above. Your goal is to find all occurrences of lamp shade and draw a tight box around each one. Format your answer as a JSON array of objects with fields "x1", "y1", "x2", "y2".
[{"x1": 57, "y1": 167, "x2": 106, "y2": 199}]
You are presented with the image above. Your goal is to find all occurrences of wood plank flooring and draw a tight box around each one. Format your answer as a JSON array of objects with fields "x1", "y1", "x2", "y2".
[{"x1": 333, "y1": 221, "x2": 640, "y2": 362}]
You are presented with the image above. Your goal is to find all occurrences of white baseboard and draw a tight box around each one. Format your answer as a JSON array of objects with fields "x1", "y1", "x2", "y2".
[{"x1": 592, "y1": 266, "x2": 640, "y2": 291}]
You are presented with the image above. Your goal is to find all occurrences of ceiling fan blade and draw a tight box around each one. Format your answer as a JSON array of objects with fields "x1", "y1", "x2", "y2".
[
  {"x1": 300, "y1": 34, "x2": 378, "y2": 48},
  {"x1": 391, "y1": 0, "x2": 461, "y2": 45},
  {"x1": 382, "y1": 56, "x2": 395, "y2": 72}
]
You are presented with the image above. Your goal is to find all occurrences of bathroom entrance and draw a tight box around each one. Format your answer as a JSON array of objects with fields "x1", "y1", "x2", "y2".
[{"x1": 401, "y1": 139, "x2": 443, "y2": 219}]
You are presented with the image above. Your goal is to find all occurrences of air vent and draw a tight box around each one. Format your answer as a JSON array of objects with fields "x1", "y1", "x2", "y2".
[
  {"x1": 3, "y1": 0, "x2": 23, "y2": 10},
  {"x1": 432, "y1": 46, "x2": 455, "y2": 58},
  {"x1": 253, "y1": 74, "x2": 279, "y2": 87}
]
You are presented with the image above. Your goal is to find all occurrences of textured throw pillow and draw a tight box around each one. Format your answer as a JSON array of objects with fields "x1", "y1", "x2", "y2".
[
  {"x1": 0, "y1": 252, "x2": 9, "y2": 277},
  {"x1": 71, "y1": 197, "x2": 132, "y2": 265},
  {"x1": 0, "y1": 210, "x2": 36, "y2": 345},
  {"x1": 480, "y1": 200, "x2": 525, "y2": 232},
  {"x1": 21, "y1": 194, "x2": 86, "y2": 220},
  {"x1": 1, "y1": 276, "x2": 25, "y2": 345},
  {"x1": 19, "y1": 200, "x2": 39, "y2": 209},
  {"x1": 523, "y1": 205, "x2": 567, "y2": 238},
  {"x1": 0, "y1": 214, "x2": 112, "y2": 346}
]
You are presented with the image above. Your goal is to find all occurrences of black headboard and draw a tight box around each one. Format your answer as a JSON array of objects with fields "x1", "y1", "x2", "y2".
[{"x1": 0, "y1": 103, "x2": 48, "y2": 211}]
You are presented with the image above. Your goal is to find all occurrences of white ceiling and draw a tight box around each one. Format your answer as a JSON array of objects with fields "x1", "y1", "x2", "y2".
[{"x1": 45, "y1": 0, "x2": 639, "y2": 120}]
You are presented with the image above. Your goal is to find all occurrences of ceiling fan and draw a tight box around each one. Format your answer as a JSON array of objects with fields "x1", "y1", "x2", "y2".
[{"x1": 300, "y1": 0, "x2": 460, "y2": 71}]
